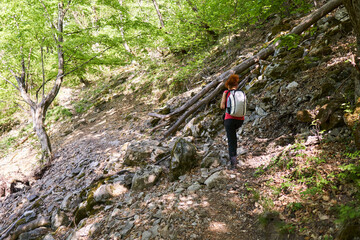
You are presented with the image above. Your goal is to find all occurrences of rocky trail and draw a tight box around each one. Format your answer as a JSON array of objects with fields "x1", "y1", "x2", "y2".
[
  {"x1": 0, "y1": 86, "x2": 278, "y2": 240},
  {"x1": 0, "y1": 5, "x2": 359, "y2": 240}
]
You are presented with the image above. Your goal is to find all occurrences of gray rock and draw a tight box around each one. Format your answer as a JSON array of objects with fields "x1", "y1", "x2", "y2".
[
  {"x1": 131, "y1": 165, "x2": 163, "y2": 190},
  {"x1": 184, "y1": 118, "x2": 203, "y2": 137},
  {"x1": 153, "y1": 209, "x2": 163, "y2": 219},
  {"x1": 27, "y1": 194, "x2": 38, "y2": 202},
  {"x1": 60, "y1": 193, "x2": 81, "y2": 212},
  {"x1": 89, "y1": 161, "x2": 99, "y2": 169},
  {"x1": 175, "y1": 187, "x2": 185, "y2": 194},
  {"x1": 335, "y1": 7, "x2": 350, "y2": 22},
  {"x1": 93, "y1": 184, "x2": 112, "y2": 202},
  {"x1": 263, "y1": 63, "x2": 281, "y2": 79},
  {"x1": 142, "y1": 230, "x2": 152, "y2": 240},
  {"x1": 201, "y1": 151, "x2": 219, "y2": 168},
  {"x1": 24, "y1": 210, "x2": 37, "y2": 222},
  {"x1": 255, "y1": 106, "x2": 267, "y2": 116},
  {"x1": 71, "y1": 167, "x2": 82, "y2": 176},
  {"x1": 204, "y1": 171, "x2": 227, "y2": 189},
  {"x1": 123, "y1": 140, "x2": 169, "y2": 166},
  {"x1": 237, "y1": 147, "x2": 248, "y2": 155},
  {"x1": 170, "y1": 138, "x2": 198, "y2": 181},
  {"x1": 74, "y1": 201, "x2": 88, "y2": 224},
  {"x1": 51, "y1": 209, "x2": 69, "y2": 230},
  {"x1": 150, "y1": 225, "x2": 159, "y2": 236},
  {"x1": 43, "y1": 234, "x2": 55, "y2": 240},
  {"x1": 18, "y1": 227, "x2": 49, "y2": 240},
  {"x1": 187, "y1": 182, "x2": 202, "y2": 192},
  {"x1": 121, "y1": 221, "x2": 134, "y2": 237},
  {"x1": 286, "y1": 81, "x2": 299, "y2": 90}
]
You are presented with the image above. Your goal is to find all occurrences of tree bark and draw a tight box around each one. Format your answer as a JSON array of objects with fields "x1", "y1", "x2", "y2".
[
  {"x1": 162, "y1": 0, "x2": 343, "y2": 138},
  {"x1": 152, "y1": 0, "x2": 165, "y2": 28},
  {"x1": 118, "y1": 0, "x2": 132, "y2": 53},
  {"x1": 343, "y1": 0, "x2": 360, "y2": 101},
  {"x1": 31, "y1": 107, "x2": 52, "y2": 163}
]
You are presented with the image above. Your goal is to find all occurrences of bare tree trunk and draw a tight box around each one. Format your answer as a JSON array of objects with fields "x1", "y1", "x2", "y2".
[
  {"x1": 118, "y1": 0, "x2": 132, "y2": 53},
  {"x1": 31, "y1": 107, "x2": 52, "y2": 163},
  {"x1": 343, "y1": 0, "x2": 360, "y2": 101},
  {"x1": 161, "y1": 0, "x2": 343, "y2": 138},
  {"x1": 152, "y1": 0, "x2": 165, "y2": 28}
]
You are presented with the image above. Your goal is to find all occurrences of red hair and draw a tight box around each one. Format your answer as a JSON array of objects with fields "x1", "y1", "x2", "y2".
[{"x1": 225, "y1": 74, "x2": 239, "y2": 89}]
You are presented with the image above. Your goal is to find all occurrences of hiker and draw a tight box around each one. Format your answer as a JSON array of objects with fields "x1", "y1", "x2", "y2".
[{"x1": 220, "y1": 74, "x2": 245, "y2": 169}]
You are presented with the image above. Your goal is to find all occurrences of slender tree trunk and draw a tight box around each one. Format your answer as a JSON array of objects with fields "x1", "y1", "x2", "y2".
[
  {"x1": 118, "y1": 0, "x2": 132, "y2": 53},
  {"x1": 343, "y1": 0, "x2": 360, "y2": 101},
  {"x1": 31, "y1": 107, "x2": 52, "y2": 163},
  {"x1": 152, "y1": 0, "x2": 165, "y2": 28}
]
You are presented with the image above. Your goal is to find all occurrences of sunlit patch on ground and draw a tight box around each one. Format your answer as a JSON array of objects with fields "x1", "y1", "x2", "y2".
[{"x1": 208, "y1": 221, "x2": 229, "y2": 233}]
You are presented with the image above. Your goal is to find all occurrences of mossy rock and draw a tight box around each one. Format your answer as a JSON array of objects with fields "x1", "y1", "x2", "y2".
[
  {"x1": 309, "y1": 44, "x2": 333, "y2": 57},
  {"x1": 344, "y1": 104, "x2": 360, "y2": 149},
  {"x1": 271, "y1": 22, "x2": 291, "y2": 36},
  {"x1": 251, "y1": 80, "x2": 267, "y2": 92},
  {"x1": 283, "y1": 59, "x2": 306, "y2": 76},
  {"x1": 316, "y1": 100, "x2": 345, "y2": 130},
  {"x1": 297, "y1": 110, "x2": 313, "y2": 123},
  {"x1": 288, "y1": 47, "x2": 305, "y2": 59},
  {"x1": 313, "y1": 80, "x2": 337, "y2": 101},
  {"x1": 337, "y1": 219, "x2": 360, "y2": 240},
  {"x1": 74, "y1": 202, "x2": 88, "y2": 225},
  {"x1": 170, "y1": 138, "x2": 198, "y2": 181},
  {"x1": 0, "y1": 119, "x2": 20, "y2": 134}
]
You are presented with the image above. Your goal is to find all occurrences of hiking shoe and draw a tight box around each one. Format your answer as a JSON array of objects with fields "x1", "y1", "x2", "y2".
[{"x1": 230, "y1": 156, "x2": 237, "y2": 170}]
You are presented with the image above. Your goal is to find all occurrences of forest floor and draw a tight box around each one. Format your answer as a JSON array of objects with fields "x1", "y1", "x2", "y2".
[
  {"x1": 0, "y1": 82, "x2": 346, "y2": 240},
  {"x1": 0, "y1": 82, "x2": 283, "y2": 239}
]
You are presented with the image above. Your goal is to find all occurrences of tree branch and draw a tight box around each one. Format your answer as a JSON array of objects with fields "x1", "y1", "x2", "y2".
[
  {"x1": 0, "y1": 73, "x2": 19, "y2": 91},
  {"x1": 63, "y1": 46, "x2": 112, "y2": 78},
  {"x1": 39, "y1": 0, "x2": 59, "y2": 43},
  {"x1": 63, "y1": 0, "x2": 73, "y2": 15}
]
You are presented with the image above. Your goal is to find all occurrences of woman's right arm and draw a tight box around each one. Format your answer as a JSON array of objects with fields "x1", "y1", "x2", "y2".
[{"x1": 220, "y1": 91, "x2": 227, "y2": 109}]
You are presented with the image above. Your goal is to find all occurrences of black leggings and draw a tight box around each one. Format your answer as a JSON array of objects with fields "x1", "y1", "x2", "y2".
[{"x1": 224, "y1": 119, "x2": 244, "y2": 158}]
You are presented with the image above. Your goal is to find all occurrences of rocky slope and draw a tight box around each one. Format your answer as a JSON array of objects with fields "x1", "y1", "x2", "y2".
[{"x1": 0, "y1": 6, "x2": 359, "y2": 240}]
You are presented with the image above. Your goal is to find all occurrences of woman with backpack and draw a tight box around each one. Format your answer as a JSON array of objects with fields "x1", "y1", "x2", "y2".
[{"x1": 220, "y1": 74, "x2": 245, "y2": 169}]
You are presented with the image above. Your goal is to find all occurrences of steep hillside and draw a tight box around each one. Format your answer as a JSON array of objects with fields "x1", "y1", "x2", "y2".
[{"x1": 0, "y1": 5, "x2": 360, "y2": 240}]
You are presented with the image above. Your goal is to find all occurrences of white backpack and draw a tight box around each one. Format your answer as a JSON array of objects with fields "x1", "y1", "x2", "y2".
[{"x1": 226, "y1": 90, "x2": 246, "y2": 117}]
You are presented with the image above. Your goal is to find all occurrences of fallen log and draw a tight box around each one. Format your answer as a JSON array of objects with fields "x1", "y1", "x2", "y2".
[
  {"x1": 162, "y1": 0, "x2": 343, "y2": 138},
  {"x1": 148, "y1": 70, "x2": 233, "y2": 120}
]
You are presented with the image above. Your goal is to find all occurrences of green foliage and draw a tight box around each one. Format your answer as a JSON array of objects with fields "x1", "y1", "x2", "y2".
[
  {"x1": 279, "y1": 223, "x2": 296, "y2": 234},
  {"x1": 0, "y1": 123, "x2": 33, "y2": 157},
  {"x1": 300, "y1": 186, "x2": 322, "y2": 197},
  {"x1": 47, "y1": 106, "x2": 73, "y2": 122},
  {"x1": 287, "y1": 202, "x2": 304, "y2": 212},
  {"x1": 0, "y1": 136, "x2": 16, "y2": 149},
  {"x1": 344, "y1": 151, "x2": 360, "y2": 160},
  {"x1": 336, "y1": 203, "x2": 360, "y2": 224},
  {"x1": 277, "y1": 34, "x2": 302, "y2": 50},
  {"x1": 338, "y1": 163, "x2": 360, "y2": 182},
  {"x1": 74, "y1": 99, "x2": 92, "y2": 114}
]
